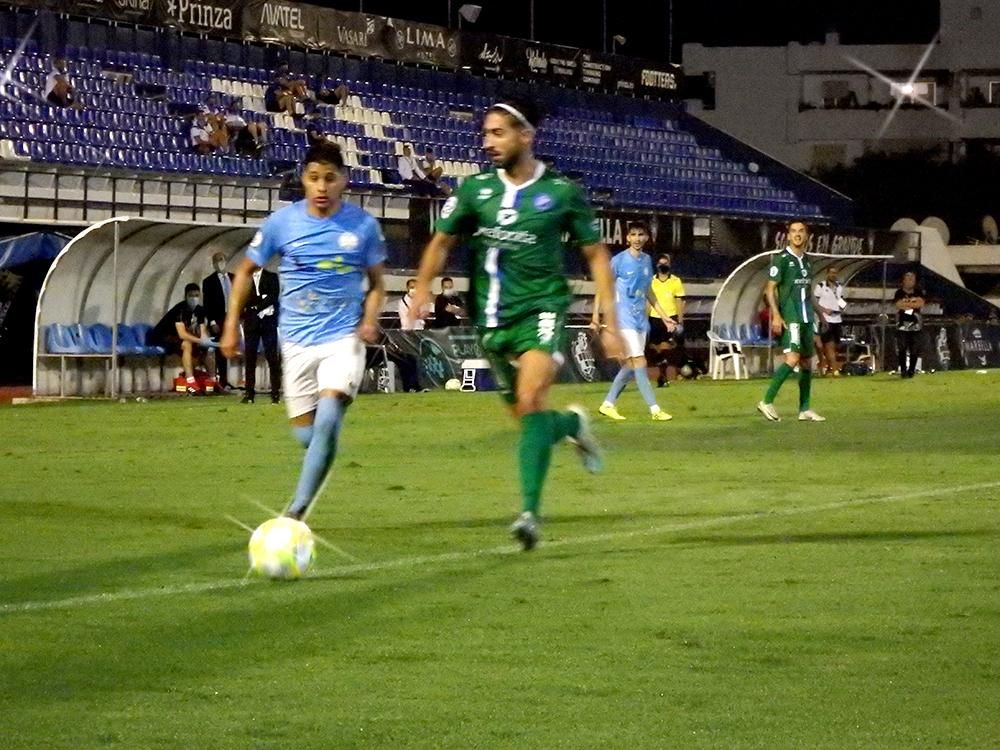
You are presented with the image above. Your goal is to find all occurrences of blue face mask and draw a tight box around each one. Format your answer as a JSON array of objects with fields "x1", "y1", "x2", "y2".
[{"x1": 186, "y1": 296, "x2": 200, "y2": 309}]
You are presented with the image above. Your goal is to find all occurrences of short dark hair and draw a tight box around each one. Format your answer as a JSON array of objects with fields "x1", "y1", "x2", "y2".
[
  {"x1": 787, "y1": 219, "x2": 811, "y2": 233},
  {"x1": 184, "y1": 283, "x2": 200, "y2": 295},
  {"x1": 425, "y1": 147, "x2": 434, "y2": 154},
  {"x1": 657, "y1": 254, "x2": 671, "y2": 264},
  {"x1": 488, "y1": 96, "x2": 543, "y2": 130},
  {"x1": 441, "y1": 276, "x2": 453, "y2": 285},
  {"x1": 303, "y1": 141, "x2": 345, "y2": 170},
  {"x1": 628, "y1": 220, "x2": 650, "y2": 233}
]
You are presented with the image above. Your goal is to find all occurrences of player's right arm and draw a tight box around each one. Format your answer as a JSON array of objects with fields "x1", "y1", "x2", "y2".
[
  {"x1": 765, "y1": 279, "x2": 783, "y2": 336},
  {"x1": 415, "y1": 187, "x2": 474, "y2": 314},
  {"x1": 582, "y1": 242, "x2": 624, "y2": 361},
  {"x1": 413, "y1": 232, "x2": 459, "y2": 316},
  {"x1": 222, "y1": 222, "x2": 277, "y2": 358}
]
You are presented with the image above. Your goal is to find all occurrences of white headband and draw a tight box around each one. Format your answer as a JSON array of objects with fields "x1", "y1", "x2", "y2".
[{"x1": 491, "y1": 103, "x2": 535, "y2": 131}]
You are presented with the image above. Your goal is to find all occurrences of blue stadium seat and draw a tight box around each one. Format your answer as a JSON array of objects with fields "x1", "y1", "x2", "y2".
[
  {"x1": 46, "y1": 324, "x2": 86, "y2": 354},
  {"x1": 83, "y1": 324, "x2": 114, "y2": 354},
  {"x1": 131, "y1": 324, "x2": 165, "y2": 354}
]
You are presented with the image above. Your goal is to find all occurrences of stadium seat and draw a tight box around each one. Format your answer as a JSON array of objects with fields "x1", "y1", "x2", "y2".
[{"x1": 45, "y1": 324, "x2": 86, "y2": 354}]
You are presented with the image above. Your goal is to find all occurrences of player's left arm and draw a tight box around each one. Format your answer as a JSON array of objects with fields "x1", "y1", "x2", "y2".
[
  {"x1": 359, "y1": 263, "x2": 386, "y2": 343},
  {"x1": 645, "y1": 289, "x2": 675, "y2": 330}
]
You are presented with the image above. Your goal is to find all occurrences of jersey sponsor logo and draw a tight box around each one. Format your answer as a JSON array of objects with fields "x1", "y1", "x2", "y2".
[
  {"x1": 533, "y1": 193, "x2": 553, "y2": 211},
  {"x1": 338, "y1": 232, "x2": 360, "y2": 251},
  {"x1": 250, "y1": 231, "x2": 263, "y2": 248},
  {"x1": 473, "y1": 226, "x2": 538, "y2": 244},
  {"x1": 315, "y1": 256, "x2": 348, "y2": 272},
  {"x1": 496, "y1": 208, "x2": 519, "y2": 226},
  {"x1": 477, "y1": 188, "x2": 494, "y2": 200},
  {"x1": 441, "y1": 196, "x2": 458, "y2": 218}
]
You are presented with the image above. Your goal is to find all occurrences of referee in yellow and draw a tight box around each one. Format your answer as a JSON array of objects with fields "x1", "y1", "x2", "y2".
[{"x1": 648, "y1": 253, "x2": 686, "y2": 387}]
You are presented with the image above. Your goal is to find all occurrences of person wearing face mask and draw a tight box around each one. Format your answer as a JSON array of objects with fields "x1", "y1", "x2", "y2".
[
  {"x1": 397, "y1": 278, "x2": 426, "y2": 331},
  {"x1": 431, "y1": 276, "x2": 465, "y2": 329},
  {"x1": 202, "y1": 252, "x2": 234, "y2": 391},
  {"x1": 147, "y1": 283, "x2": 215, "y2": 395},
  {"x1": 647, "y1": 251, "x2": 687, "y2": 387}
]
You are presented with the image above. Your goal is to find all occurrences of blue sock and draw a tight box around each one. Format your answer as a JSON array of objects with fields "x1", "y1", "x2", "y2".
[
  {"x1": 634, "y1": 367, "x2": 658, "y2": 408},
  {"x1": 604, "y1": 366, "x2": 633, "y2": 403},
  {"x1": 291, "y1": 425, "x2": 314, "y2": 449},
  {"x1": 288, "y1": 397, "x2": 343, "y2": 517}
]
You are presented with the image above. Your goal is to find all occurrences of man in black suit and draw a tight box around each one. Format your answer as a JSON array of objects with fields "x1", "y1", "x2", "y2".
[
  {"x1": 202, "y1": 252, "x2": 233, "y2": 390},
  {"x1": 241, "y1": 267, "x2": 281, "y2": 404}
]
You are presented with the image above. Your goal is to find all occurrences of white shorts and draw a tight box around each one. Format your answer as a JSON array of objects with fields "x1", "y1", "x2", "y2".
[
  {"x1": 282, "y1": 336, "x2": 365, "y2": 418},
  {"x1": 620, "y1": 328, "x2": 648, "y2": 359}
]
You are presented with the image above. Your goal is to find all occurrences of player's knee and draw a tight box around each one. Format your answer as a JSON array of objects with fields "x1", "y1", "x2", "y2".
[
  {"x1": 180, "y1": 340, "x2": 193, "y2": 353},
  {"x1": 514, "y1": 389, "x2": 544, "y2": 417}
]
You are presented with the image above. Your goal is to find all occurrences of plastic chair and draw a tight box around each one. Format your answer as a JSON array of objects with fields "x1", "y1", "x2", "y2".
[{"x1": 707, "y1": 330, "x2": 747, "y2": 380}]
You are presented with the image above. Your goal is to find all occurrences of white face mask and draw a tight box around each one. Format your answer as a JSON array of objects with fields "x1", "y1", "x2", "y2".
[
  {"x1": 407, "y1": 289, "x2": 415, "y2": 297},
  {"x1": 443, "y1": 287, "x2": 454, "y2": 296}
]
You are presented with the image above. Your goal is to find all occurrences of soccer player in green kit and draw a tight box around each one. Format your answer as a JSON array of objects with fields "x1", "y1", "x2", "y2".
[
  {"x1": 413, "y1": 97, "x2": 624, "y2": 550},
  {"x1": 757, "y1": 220, "x2": 826, "y2": 423}
]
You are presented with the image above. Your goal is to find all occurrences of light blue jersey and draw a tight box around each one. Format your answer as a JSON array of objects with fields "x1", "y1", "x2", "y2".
[
  {"x1": 247, "y1": 200, "x2": 386, "y2": 346},
  {"x1": 611, "y1": 249, "x2": 654, "y2": 332}
]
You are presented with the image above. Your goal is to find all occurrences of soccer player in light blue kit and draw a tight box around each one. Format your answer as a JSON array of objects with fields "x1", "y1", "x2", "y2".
[
  {"x1": 591, "y1": 221, "x2": 676, "y2": 421},
  {"x1": 221, "y1": 142, "x2": 387, "y2": 520}
]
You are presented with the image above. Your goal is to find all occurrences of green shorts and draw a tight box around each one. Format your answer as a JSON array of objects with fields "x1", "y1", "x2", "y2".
[
  {"x1": 781, "y1": 321, "x2": 817, "y2": 356},
  {"x1": 479, "y1": 310, "x2": 568, "y2": 404}
]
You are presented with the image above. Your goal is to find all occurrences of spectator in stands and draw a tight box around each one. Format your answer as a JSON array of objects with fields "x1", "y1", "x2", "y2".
[
  {"x1": 202, "y1": 252, "x2": 234, "y2": 391},
  {"x1": 894, "y1": 271, "x2": 926, "y2": 378},
  {"x1": 648, "y1": 251, "x2": 687, "y2": 387},
  {"x1": 147, "y1": 283, "x2": 214, "y2": 395},
  {"x1": 44, "y1": 58, "x2": 80, "y2": 109},
  {"x1": 241, "y1": 267, "x2": 281, "y2": 404},
  {"x1": 265, "y1": 65, "x2": 301, "y2": 116},
  {"x1": 190, "y1": 114, "x2": 218, "y2": 155},
  {"x1": 397, "y1": 278, "x2": 426, "y2": 330},
  {"x1": 814, "y1": 266, "x2": 846, "y2": 375},
  {"x1": 397, "y1": 145, "x2": 435, "y2": 196},
  {"x1": 431, "y1": 276, "x2": 465, "y2": 328},
  {"x1": 225, "y1": 101, "x2": 267, "y2": 156},
  {"x1": 315, "y1": 78, "x2": 350, "y2": 106},
  {"x1": 420, "y1": 148, "x2": 452, "y2": 197}
]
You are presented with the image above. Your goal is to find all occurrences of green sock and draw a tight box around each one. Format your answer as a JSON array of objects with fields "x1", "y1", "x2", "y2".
[
  {"x1": 799, "y1": 368, "x2": 812, "y2": 411},
  {"x1": 551, "y1": 409, "x2": 581, "y2": 443},
  {"x1": 519, "y1": 412, "x2": 554, "y2": 515},
  {"x1": 764, "y1": 363, "x2": 795, "y2": 404}
]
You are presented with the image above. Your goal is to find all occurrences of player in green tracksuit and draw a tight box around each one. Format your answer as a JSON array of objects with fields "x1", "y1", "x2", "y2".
[
  {"x1": 757, "y1": 220, "x2": 826, "y2": 423},
  {"x1": 414, "y1": 97, "x2": 623, "y2": 550}
]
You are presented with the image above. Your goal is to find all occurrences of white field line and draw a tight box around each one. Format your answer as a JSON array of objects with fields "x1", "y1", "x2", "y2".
[{"x1": 2, "y1": 481, "x2": 996, "y2": 615}]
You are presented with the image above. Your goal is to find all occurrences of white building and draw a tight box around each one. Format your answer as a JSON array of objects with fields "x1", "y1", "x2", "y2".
[{"x1": 682, "y1": 0, "x2": 1000, "y2": 172}]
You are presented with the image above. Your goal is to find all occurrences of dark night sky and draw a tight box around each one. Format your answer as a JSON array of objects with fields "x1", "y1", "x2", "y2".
[{"x1": 319, "y1": 0, "x2": 940, "y2": 63}]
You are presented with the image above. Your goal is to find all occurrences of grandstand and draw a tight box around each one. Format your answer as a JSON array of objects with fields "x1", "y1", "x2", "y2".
[{"x1": 0, "y1": 6, "x2": 851, "y2": 223}]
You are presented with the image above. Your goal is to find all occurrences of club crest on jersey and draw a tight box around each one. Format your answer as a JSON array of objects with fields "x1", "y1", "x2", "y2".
[
  {"x1": 801, "y1": 268, "x2": 808, "y2": 277},
  {"x1": 338, "y1": 232, "x2": 359, "y2": 251},
  {"x1": 533, "y1": 193, "x2": 553, "y2": 211},
  {"x1": 496, "y1": 208, "x2": 519, "y2": 226},
  {"x1": 770, "y1": 266, "x2": 779, "y2": 278}
]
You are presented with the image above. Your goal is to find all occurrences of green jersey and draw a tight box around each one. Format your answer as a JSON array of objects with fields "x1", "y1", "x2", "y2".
[
  {"x1": 767, "y1": 248, "x2": 815, "y2": 325},
  {"x1": 435, "y1": 164, "x2": 600, "y2": 328}
]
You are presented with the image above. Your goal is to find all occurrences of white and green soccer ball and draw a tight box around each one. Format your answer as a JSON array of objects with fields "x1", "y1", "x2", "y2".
[{"x1": 248, "y1": 517, "x2": 315, "y2": 580}]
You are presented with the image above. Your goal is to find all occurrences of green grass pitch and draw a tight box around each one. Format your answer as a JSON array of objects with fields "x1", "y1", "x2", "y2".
[{"x1": 1, "y1": 371, "x2": 998, "y2": 749}]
